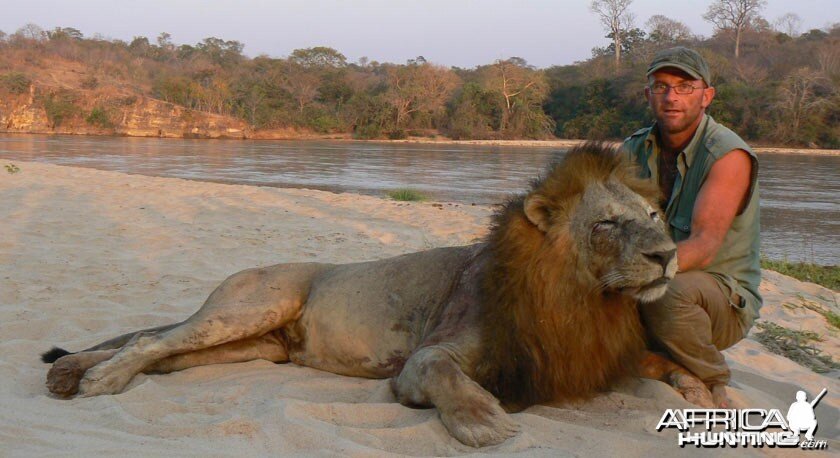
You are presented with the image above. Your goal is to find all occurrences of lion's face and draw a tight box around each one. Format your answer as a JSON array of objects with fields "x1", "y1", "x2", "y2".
[{"x1": 570, "y1": 177, "x2": 677, "y2": 303}]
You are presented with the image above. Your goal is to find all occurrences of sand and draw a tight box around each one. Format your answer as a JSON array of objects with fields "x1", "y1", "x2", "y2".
[{"x1": 1, "y1": 161, "x2": 837, "y2": 456}]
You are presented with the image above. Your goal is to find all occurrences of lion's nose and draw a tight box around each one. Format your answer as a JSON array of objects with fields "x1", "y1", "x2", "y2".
[{"x1": 644, "y1": 248, "x2": 676, "y2": 271}]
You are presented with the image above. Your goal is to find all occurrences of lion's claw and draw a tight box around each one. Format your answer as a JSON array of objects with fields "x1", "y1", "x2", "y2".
[{"x1": 669, "y1": 371, "x2": 714, "y2": 408}]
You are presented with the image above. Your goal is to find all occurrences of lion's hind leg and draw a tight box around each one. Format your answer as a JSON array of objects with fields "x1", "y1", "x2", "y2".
[
  {"x1": 47, "y1": 333, "x2": 288, "y2": 397},
  {"x1": 392, "y1": 346, "x2": 519, "y2": 448},
  {"x1": 145, "y1": 331, "x2": 288, "y2": 373},
  {"x1": 76, "y1": 264, "x2": 321, "y2": 397}
]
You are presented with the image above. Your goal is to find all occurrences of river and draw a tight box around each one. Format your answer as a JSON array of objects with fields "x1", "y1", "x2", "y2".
[{"x1": 0, "y1": 134, "x2": 837, "y2": 266}]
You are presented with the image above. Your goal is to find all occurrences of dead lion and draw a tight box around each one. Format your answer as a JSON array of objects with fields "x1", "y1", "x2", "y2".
[{"x1": 42, "y1": 143, "x2": 713, "y2": 447}]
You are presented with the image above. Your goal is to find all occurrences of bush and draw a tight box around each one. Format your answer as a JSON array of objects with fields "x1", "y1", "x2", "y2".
[
  {"x1": 353, "y1": 124, "x2": 382, "y2": 139},
  {"x1": 387, "y1": 129, "x2": 407, "y2": 139},
  {"x1": 85, "y1": 106, "x2": 113, "y2": 128},
  {"x1": 304, "y1": 110, "x2": 340, "y2": 133},
  {"x1": 387, "y1": 189, "x2": 427, "y2": 201},
  {"x1": 41, "y1": 91, "x2": 78, "y2": 128},
  {"x1": 0, "y1": 72, "x2": 31, "y2": 94}
]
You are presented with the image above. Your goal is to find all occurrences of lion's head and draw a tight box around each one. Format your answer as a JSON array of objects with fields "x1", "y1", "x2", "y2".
[
  {"x1": 476, "y1": 142, "x2": 676, "y2": 408},
  {"x1": 522, "y1": 143, "x2": 677, "y2": 303}
]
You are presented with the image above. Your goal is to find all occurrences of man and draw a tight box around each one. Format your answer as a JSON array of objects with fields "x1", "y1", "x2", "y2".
[{"x1": 623, "y1": 47, "x2": 761, "y2": 408}]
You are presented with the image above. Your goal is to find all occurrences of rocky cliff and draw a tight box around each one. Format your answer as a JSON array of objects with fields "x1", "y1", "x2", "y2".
[{"x1": 0, "y1": 82, "x2": 250, "y2": 139}]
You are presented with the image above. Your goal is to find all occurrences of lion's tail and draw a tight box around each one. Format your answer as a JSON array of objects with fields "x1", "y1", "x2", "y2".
[{"x1": 41, "y1": 347, "x2": 73, "y2": 363}]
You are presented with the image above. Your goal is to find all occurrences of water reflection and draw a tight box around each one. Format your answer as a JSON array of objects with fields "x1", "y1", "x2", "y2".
[{"x1": 0, "y1": 134, "x2": 837, "y2": 265}]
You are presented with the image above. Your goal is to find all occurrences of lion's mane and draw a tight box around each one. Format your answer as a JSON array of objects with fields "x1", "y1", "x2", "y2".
[{"x1": 475, "y1": 142, "x2": 661, "y2": 409}]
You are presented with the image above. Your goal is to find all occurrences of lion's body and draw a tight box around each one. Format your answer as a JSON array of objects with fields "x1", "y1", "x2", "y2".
[
  {"x1": 283, "y1": 245, "x2": 476, "y2": 379},
  {"x1": 44, "y1": 144, "x2": 705, "y2": 447}
]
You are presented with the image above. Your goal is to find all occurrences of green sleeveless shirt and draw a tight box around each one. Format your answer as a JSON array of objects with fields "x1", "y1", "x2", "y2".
[{"x1": 622, "y1": 115, "x2": 762, "y2": 330}]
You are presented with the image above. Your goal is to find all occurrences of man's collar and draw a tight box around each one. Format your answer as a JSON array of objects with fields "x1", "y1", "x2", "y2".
[{"x1": 644, "y1": 115, "x2": 710, "y2": 167}]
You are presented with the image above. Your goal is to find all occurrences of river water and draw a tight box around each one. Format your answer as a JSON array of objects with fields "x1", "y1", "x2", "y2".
[{"x1": 0, "y1": 134, "x2": 837, "y2": 266}]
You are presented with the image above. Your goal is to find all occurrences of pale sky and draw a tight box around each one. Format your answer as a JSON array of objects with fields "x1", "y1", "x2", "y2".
[{"x1": 1, "y1": 0, "x2": 837, "y2": 68}]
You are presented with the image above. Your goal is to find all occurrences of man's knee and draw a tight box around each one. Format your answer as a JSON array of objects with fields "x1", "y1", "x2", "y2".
[
  {"x1": 641, "y1": 271, "x2": 745, "y2": 351},
  {"x1": 640, "y1": 272, "x2": 709, "y2": 335}
]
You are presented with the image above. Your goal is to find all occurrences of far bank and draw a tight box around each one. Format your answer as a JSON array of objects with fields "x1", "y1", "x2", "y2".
[{"x1": 0, "y1": 130, "x2": 838, "y2": 156}]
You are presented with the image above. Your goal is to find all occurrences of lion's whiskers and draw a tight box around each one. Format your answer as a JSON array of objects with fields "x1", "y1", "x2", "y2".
[{"x1": 591, "y1": 271, "x2": 625, "y2": 296}]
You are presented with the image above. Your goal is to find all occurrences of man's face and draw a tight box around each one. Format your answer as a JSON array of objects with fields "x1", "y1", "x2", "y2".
[{"x1": 645, "y1": 68, "x2": 715, "y2": 137}]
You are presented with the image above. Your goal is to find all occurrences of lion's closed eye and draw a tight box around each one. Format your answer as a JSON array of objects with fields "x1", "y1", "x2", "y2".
[{"x1": 592, "y1": 220, "x2": 616, "y2": 233}]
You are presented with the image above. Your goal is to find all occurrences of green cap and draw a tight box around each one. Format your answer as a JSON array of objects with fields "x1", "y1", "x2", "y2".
[{"x1": 646, "y1": 47, "x2": 711, "y2": 86}]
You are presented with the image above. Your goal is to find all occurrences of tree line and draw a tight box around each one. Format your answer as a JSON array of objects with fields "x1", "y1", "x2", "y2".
[{"x1": 0, "y1": 1, "x2": 837, "y2": 147}]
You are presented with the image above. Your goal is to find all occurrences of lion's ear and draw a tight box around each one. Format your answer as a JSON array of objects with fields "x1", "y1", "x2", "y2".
[{"x1": 524, "y1": 193, "x2": 551, "y2": 232}]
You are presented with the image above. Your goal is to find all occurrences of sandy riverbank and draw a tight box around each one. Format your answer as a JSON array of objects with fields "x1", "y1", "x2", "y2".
[{"x1": 1, "y1": 161, "x2": 837, "y2": 456}]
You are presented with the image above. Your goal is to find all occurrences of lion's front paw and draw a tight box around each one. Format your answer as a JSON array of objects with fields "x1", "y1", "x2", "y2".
[
  {"x1": 46, "y1": 356, "x2": 86, "y2": 397},
  {"x1": 439, "y1": 397, "x2": 520, "y2": 447},
  {"x1": 669, "y1": 370, "x2": 714, "y2": 408}
]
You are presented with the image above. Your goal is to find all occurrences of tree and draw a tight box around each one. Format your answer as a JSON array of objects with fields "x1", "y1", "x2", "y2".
[
  {"x1": 703, "y1": 0, "x2": 766, "y2": 58},
  {"x1": 479, "y1": 58, "x2": 553, "y2": 138},
  {"x1": 384, "y1": 62, "x2": 459, "y2": 131},
  {"x1": 157, "y1": 32, "x2": 174, "y2": 49},
  {"x1": 590, "y1": 0, "x2": 635, "y2": 72},
  {"x1": 281, "y1": 62, "x2": 321, "y2": 113},
  {"x1": 289, "y1": 47, "x2": 347, "y2": 68},
  {"x1": 195, "y1": 37, "x2": 244, "y2": 66},
  {"x1": 773, "y1": 13, "x2": 802, "y2": 38},
  {"x1": 13, "y1": 23, "x2": 46, "y2": 42},
  {"x1": 775, "y1": 68, "x2": 830, "y2": 142},
  {"x1": 646, "y1": 15, "x2": 693, "y2": 43},
  {"x1": 593, "y1": 28, "x2": 646, "y2": 58},
  {"x1": 47, "y1": 27, "x2": 83, "y2": 41}
]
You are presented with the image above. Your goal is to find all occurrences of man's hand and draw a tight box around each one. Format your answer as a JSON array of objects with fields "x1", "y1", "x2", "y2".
[{"x1": 676, "y1": 149, "x2": 752, "y2": 272}]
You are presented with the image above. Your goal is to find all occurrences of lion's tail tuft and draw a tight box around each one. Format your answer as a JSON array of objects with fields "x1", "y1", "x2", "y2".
[{"x1": 41, "y1": 347, "x2": 72, "y2": 363}]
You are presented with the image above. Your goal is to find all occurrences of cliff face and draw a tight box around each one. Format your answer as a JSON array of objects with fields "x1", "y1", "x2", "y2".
[{"x1": 0, "y1": 83, "x2": 249, "y2": 139}]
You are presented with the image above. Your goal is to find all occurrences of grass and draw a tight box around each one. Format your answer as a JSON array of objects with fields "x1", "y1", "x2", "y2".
[
  {"x1": 753, "y1": 322, "x2": 839, "y2": 373},
  {"x1": 761, "y1": 257, "x2": 839, "y2": 291},
  {"x1": 824, "y1": 311, "x2": 840, "y2": 330},
  {"x1": 387, "y1": 189, "x2": 427, "y2": 202}
]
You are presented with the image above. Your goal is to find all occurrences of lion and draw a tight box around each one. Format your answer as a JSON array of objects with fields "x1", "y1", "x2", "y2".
[{"x1": 42, "y1": 143, "x2": 713, "y2": 447}]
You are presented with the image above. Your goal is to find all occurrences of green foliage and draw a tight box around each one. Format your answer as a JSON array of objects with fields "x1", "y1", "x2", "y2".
[
  {"x1": 753, "y1": 322, "x2": 839, "y2": 373},
  {"x1": 40, "y1": 91, "x2": 78, "y2": 128},
  {"x1": 761, "y1": 258, "x2": 839, "y2": 291},
  {"x1": 444, "y1": 83, "x2": 497, "y2": 139},
  {"x1": 3, "y1": 22, "x2": 838, "y2": 145},
  {"x1": 386, "y1": 189, "x2": 427, "y2": 201},
  {"x1": 349, "y1": 93, "x2": 394, "y2": 139},
  {"x1": 47, "y1": 27, "x2": 83, "y2": 41},
  {"x1": 824, "y1": 311, "x2": 840, "y2": 330},
  {"x1": 4, "y1": 163, "x2": 20, "y2": 174},
  {"x1": 85, "y1": 106, "x2": 114, "y2": 128},
  {"x1": 290, "y1": 47, "x2": 347, "y2": 68},
  {"x1": 387, "y1": 129, "x2": 407, "y2": 139},
  {"x1": 0, "y1": 72, "x2": 31, "y2": 94}
]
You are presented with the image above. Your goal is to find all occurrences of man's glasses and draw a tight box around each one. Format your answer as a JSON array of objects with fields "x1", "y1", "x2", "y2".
[{"x1": 648, "y1": 82, "x2": 705, "y2": 95}]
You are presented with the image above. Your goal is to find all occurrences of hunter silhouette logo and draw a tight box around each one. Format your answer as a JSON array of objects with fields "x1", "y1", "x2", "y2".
[
  {"x1": 787, "y1": 388, "x2": 827, "y2": 442},
  {"x1": 656, "y1": 388, "x2": 829, "y2": 449}
]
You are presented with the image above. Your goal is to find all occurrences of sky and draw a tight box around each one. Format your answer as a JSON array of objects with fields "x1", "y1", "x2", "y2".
[{"x1": 1, "y1": 0, "x2": 837, "y2": 68}]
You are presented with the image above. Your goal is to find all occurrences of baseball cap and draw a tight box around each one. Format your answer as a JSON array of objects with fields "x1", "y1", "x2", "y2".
[{"x1": 646, "y1": 47, "x2": 712, "y2": 86}]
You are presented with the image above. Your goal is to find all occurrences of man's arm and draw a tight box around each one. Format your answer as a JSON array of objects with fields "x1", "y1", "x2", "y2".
[{"x1": 676, "y1": 149, "x2": 753, "y2": 272}]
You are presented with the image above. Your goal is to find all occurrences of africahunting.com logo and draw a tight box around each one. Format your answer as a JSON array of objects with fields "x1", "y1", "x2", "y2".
[{"x1": 656, "y1": 388, "x2": 829, "y2": 449}]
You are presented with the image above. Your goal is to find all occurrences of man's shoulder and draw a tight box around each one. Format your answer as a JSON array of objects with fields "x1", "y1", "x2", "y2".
[
  {"x1": 622, "y1": 126, "x2": 653, "y2": 155},
  {"x1": 624, "y1": 126, "x2": 652, "y2": 143},
  {"x1": 702, "y1": 116, "x2": 754, "y2": 160}
]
